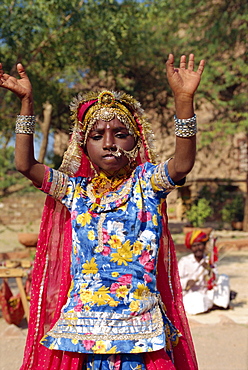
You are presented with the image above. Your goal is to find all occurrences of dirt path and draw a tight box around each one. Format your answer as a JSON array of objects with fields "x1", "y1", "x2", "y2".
[{"x1": 189, "y1": 250, "x2": 248, "y2": 370}]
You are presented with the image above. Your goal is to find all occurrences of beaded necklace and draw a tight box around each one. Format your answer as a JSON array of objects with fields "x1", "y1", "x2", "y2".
[{"x1": 90, "y1": 165, "x2": 133, "y2": 199}]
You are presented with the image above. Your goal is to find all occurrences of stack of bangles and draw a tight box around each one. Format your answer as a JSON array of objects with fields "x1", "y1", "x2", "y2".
[
  {"x1": 174, "y1": 114, "x2": 197, "y2": 137},
  {"x1": 15, "y1": 115, "x2": 36, "y2": 134}
]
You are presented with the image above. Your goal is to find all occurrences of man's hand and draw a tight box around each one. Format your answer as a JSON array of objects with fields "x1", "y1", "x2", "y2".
[{"x1": 186, "y1": 279, "x2": 196, "y2": 291}]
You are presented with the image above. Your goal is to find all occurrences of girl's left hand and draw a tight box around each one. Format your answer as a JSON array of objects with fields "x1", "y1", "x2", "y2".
[{"x1": 166, "y1": 53, "x2": 205, "y2": 98}]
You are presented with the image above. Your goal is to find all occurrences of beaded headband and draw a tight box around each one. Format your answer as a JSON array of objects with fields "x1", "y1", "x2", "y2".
[{"x1": 59, "y1": 90, "x2": 157, "y2": 176}]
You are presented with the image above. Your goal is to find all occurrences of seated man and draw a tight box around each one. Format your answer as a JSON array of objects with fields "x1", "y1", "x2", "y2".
[{"x1": 178, "y1": 230, "x2": 230, "y2": 315}]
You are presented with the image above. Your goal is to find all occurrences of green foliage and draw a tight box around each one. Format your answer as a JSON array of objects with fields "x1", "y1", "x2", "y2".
[
  {"x1": 186, "y1": 198, "x2": 213, "y2": 227},
  {"x1": 198, "y1": 184, "x2": 230, "y2": 218},
  {"x1": 221, "y1": 194, "x2": 244, "y2": 223},
  {"x1": 184, "y1": 0, "x2": 248, "y2": 134},
  {"x1": 1, "y1": 0, "x2": 247, "y2": 137},
  {"x1": 0, "y1": 146, "x2": 25, "y2": 190},
  {"x1": 187, "y1": 185, "x2": 245, "y2": 227},
  {"x1": 0, "y1": 146, "x2": 15, "y2": 172}
]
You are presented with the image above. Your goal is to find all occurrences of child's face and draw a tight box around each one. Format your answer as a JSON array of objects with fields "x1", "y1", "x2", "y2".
[{"x1": 86, "y1": 118, "x2": 136, "y2": 174}]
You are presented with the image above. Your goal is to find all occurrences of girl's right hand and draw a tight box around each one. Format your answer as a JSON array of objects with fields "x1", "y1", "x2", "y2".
[{"x1": 0, "y1": 62, "x2": 33, "y2": 101}]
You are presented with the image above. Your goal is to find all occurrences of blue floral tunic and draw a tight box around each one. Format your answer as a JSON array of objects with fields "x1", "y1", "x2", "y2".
[{"x1": 40, "y1": 161, "x2": 180, "y2": 356}]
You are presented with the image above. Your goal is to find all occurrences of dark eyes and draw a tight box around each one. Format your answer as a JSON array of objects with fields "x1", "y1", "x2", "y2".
[
  {"x1": 116, "y1": 133, "x2": 129, "y2": 139},
  {"x1": 90, "y1": 135, "x2": 102, "y2": 141},
  {"x1": 89, "y1": 133, "x2": 129, "y2": 140}
]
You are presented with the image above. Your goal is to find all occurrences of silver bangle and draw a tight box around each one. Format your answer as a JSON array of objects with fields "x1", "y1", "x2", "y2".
[
  {"x1": 174, "y1": 114, "x2": 197, "y2": 137},
  {"x1": 15, "y1": 115, "x2": 36, "y2": 134}
]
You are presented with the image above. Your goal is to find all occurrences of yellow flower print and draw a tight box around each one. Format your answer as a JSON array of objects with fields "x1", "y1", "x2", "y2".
[
  {"x1": 111, "y1": 272, "x2": 119, "y2": 277},
  {"x1": 65, "y1": 184, "x2": 72, "y2": 196},
  {"x1": 77, "y1": 212, "x2": 92, "y2": 227},
  {"x1": 157, "y1": 203, "x2": 163, "y2": 216},
  {"x1": 80, "y1": 289, "x2": 93, "y2": 304},
  {"x1": 108, "y1": 299, "x2": 119, "y2": 307},
  {"x1": 88, "y1": 230, "x2": 95, "y2": 241},
  {"x1": 119, "y1": 203, "x2": 127, "y2": 212},
  {"x1": 40, "y1": 335, "x2": 48, "y2": 344},
  {"x1": 92, "y1": 340, "x2": 106, "y2": 353},
  {"x1": 67, "y1": 280, "x2": 74, "y2": 296},
  {"x1": 146, "y1": 244, "x2": 151, "y2": 251},
  {"x1": 92, "y1": 286, "x2": 111, "y2": 306},
  {"x1": 132, "y1": 241, "x2": 143, "y2": 255},
  {"x1": 82, "y1": 257, "x2": 98, "y2": 274},
  {"x1": 94, "y1": 245, "x2": 103, "y2": 253},
  {"x1": 71, "y1": 338, "x2": 79, "y2": 345},
  {"x1": 140, "y1": 179, "x2": 147, "y2": 187},
  {"x1": 130, "y1": 346, "x2": 143, "y2": 353},
  {"x1": 73, "y1": 244, "x2": 77, "y2": 255},
  {"x1": 116, "y1": 285, "x2": 129, "y2": 298},
  {"x1": 108, "y1": 235, "x2": 122, "y2": 249},
  {"x1": 135, "y1": 182, "x2": 143, "y2": 194},
  {"x1": 48, "y1": 342, "x2": 56, "y2": 350},
  {"x1": 152, "y1": 214, "x2": 158, "y2": 226},
  {"x1": 74, "y1": 183, "x2": 82, "y2": 199},
  {"x1": 110, "y1": 240, "x2": 133, "y2": 266},
  {"x1": 106, "y1": 346, "x2": 118, "y2": 354},
  {"x1": 136, "y1": 199, "x2": 143, "y2": 209},
  {"x1": 133, "y1": 283, "x2": 149, "y2": 299},
  {"x1": 129, "y1": 300, "x2": 140, "y2": 312}
]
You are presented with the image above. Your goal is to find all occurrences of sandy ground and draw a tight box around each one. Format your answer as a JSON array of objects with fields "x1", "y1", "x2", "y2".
[
  {"x1": 0, "y1": 228, "x2": 248, "y2": 369},
  {"x1": 188, "y1": 250, "x2": 248, "y2": 370}
]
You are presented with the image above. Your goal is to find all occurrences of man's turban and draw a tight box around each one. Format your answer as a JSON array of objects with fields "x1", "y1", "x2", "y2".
[{"x1": 185, "y1": 230, "x2": 209, "y2": 249}]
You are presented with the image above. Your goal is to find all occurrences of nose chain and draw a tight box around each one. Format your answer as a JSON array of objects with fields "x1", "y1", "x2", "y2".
[
  {"x1": 109, "y1": 146, "x2": 122, "y2": 157},
  {"x1": 109, "y1": 141, "x2": 141, "y2": 161}
]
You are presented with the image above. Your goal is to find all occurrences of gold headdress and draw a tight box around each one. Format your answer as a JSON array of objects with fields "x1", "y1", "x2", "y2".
[{"x1": 59, "y1": 90, "x2": 157, "y2": 176}]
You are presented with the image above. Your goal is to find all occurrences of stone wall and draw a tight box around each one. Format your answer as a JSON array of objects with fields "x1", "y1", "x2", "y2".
[
  {"x1": 0, "y1": 191, "x2": 46, "y2": 227},
  {"x1": 149, "y1": 105, "x2": 247, "y2": 221}
]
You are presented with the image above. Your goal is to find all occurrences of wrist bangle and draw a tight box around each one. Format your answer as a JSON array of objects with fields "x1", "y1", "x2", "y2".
[
  {"x1": 174, "y1": 114, "x2": 197, "y2": 137},
  {"x1": 15, "y1": 115, "x2": 36, "y2": 134}
]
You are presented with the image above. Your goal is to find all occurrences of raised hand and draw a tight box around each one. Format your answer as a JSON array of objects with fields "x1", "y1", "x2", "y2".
[
  {"x1": 0, "y1": 63, "x2": 32, "y2": 100},
  {"x1": 166, "y1": 53, "x2": 205, "y2": 98}
]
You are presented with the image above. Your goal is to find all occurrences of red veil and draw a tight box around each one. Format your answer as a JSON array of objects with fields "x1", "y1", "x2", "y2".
[{"x1": 20, "y1": 92, "x2": 197, "y2": 370}]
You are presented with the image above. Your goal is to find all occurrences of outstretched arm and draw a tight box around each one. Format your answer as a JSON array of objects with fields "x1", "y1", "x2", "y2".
[
  {"x1": 0, "y1": 63, "x2": 45, "y2": 187},
  {"x1": 166, "y1": 54, "x2": 205, "y2": 183}
]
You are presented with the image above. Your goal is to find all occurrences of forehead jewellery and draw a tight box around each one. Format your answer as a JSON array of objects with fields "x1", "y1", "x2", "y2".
[{"x1": 59, "y1": 90, "x2": 157, "y2": 176}]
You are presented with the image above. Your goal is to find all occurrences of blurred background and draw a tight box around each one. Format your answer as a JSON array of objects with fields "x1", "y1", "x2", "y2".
[{"x1": 0, "y1": 1, "x2": 247, "y2": 369}]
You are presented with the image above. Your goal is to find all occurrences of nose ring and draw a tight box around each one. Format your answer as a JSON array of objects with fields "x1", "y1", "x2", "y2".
[{"x1": 110, "y1": 145, "x2": 122, "y2": 157}]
